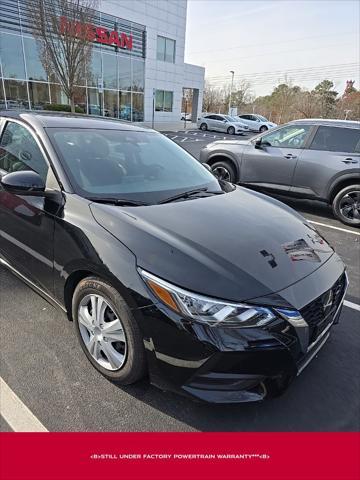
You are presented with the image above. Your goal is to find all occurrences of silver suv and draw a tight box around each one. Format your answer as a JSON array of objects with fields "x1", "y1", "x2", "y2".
[
  {"x1": 200, "y1": 119, "x2": 360, "y2": 226},
  {"x1": 197, "y1": 114, "x2": 249, "y2": 135}
]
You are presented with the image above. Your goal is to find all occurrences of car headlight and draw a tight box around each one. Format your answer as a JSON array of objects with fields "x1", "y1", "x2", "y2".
[{"x1": 139, "y1": 269, "x2": 276, "y2": 327}]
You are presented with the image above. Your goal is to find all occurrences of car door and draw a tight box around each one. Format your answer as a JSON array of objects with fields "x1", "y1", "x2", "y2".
[
  {"x1": 211, "y1": 115, "x2": 226, "y2": 133},
  {"x1": 203, "y1": 115, "x2": 216, "y2": 131},
  {"x1": 0, "y1": 120, "x2": 60, "y2": 295},
  {"x1": 291, "y1": 125, "x2": 360, "y2": 199},
  {"x1": 240, "y1": 124, "x2": 313, "y2": 192},
  {"x1": 240, "y1": 115, "x2": 259, "y2": 130},
  {"x1": 249, "y1": 115, "x2": 262, "y2": 131}
]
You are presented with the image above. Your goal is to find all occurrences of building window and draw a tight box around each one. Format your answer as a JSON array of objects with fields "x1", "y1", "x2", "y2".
[
  {"x1": 118, "y1": 55, "x2": 131, "y2": 91},
  {"x1": 102, "y1": 53, "x2": 118, "y2": 89},
  {"x1": 132, "y1": 93, "x2": 144, "y2": 121},
  {"x1": 3, "y1": 79, "x2": 29, "y2": 109},
  {"x1": 28, "y1": 81, "x2": 49, "y2": 110},
  {"x1": 156, "y1": 36, "x2": 175, "y2": 63},
  {"x1": 0, "y1": 33, "x2": 26, "y2": 79},
  {"x1": 155, "y1": 90, "x2": 173, "y2": 112},
  {"x1": 119, "y1": 91, "x2": 131, "y2": 120},
  {"x1": 23, "y1": 37, "x2": 47, "y2": 81},
  {"x1": 104, "y1": 89, "x2": 118, "y2": 118},
  {"x1": 132, "y1": 59, "x2": 144, "y2": 92}
]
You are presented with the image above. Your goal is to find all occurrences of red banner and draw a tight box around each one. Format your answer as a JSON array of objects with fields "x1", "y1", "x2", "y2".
[{"x1": 1, "y1": 432, "x2": 359, "y2": 480}]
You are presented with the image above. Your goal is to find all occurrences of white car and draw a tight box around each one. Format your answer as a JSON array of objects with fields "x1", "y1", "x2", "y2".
[
  {"x1": 181, "y1": 112, "x2": 192, "y2": 121},
  {"x1": 237, "y1": 114, "x2": 277, "y2": 132},
  {"x1": 197, "y1": 114, "x2": 249, "y2": 135}
]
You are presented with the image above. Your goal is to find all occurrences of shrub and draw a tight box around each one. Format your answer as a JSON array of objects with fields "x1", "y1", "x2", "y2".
[{"x1": 43, "y1": 103, "x2": 85, "y2": 114}]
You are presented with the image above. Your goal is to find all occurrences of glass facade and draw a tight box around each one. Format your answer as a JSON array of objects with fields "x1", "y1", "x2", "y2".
[{"x1": 0, "y1": 0, "x2": 145, "y2": 121}]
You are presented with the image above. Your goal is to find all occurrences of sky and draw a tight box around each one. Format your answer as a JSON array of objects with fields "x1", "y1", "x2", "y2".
[{"x1": 185, "y1": 0, "x2": 360, "y2": 97}]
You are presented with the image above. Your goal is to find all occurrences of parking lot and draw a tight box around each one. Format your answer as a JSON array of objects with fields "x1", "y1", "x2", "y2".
[{"x1": 1, "y1": 128, "x2": 359, "y2": 433}]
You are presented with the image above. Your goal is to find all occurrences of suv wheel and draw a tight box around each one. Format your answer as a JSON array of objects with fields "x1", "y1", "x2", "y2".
[
  {"x1": 211, "y1": 161, "x2": 236, "y2": 182},
  {"x1": 332, "y1": 185, "x2": 360, "y2": 226},
  {"x1": 200, "y1": 123, "x2": 208, "y2": 131},
  {"x1": 72, "y1": 277, "x2": 146, "y2": 384},
  {"x1": 227, "y1": 126, "x2": 235, "y2": 135},
  {"x1": 259, "y1": 125, "x2": 268, "y2": 133}
]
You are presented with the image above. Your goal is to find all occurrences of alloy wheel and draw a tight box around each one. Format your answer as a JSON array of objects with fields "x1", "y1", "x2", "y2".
[
  {"x1": 213, "y1": 166, "x2": 231, "y2": 181},
  {"x1": 78, "y1": 294, "x2": 127, "y2": 371},
  {"x1": 339, "y1": 190, "x2": 360, "y2": 223}
]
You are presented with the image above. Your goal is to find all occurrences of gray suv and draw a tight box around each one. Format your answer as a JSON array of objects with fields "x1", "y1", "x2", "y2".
[{"x1": 200, "y1": 119, "x2": 360, "y2": 226}]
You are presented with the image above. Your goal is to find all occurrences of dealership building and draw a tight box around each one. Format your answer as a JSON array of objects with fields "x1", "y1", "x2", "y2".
[{"x1": 0, "y1": 0, "x2": 204, "y2": 125}]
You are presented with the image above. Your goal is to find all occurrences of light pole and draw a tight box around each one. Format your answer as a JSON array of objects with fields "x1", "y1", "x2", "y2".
[{"x1": 228, "y1": 70, "x2": 234, "y2": 115}]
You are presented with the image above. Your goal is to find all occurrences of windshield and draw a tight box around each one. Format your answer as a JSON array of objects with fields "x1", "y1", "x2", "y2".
[
  {"x1": 47, "y1": 128, "x2": 221, "y2": 203},
  {"x1": 257, "y1": 115, "x2": 268, "y2": 122},
  {"x1": 224, "y1": 115, "x2": 238, "y2": 122}
]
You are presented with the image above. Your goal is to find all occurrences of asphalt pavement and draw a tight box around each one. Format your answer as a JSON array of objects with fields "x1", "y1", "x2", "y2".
[{"x1": 1, "y1": 128, "x2": 359, "y2": 432}]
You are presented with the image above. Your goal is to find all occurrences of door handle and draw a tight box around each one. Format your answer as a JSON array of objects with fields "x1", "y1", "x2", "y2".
[
  {"x1": 284, "y1": 154, "x2": 297, "y2": 159},
  {"x1": 342, "y1": 158, "x2": 358, "y2": 164}
]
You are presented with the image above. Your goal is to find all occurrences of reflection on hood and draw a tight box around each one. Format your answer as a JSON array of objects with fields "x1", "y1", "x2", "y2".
[{"x1": 282, "y1": 238, "x2": 331, "y2": 263}]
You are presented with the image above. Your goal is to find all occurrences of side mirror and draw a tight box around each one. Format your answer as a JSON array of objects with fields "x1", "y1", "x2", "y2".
[
  {"x1": 0, "y1": 171, "x2": 45, "y2": 196},
  {"x1": 202, "y1": 163, "x2": 213, "y2": 172},
  {"x1": 254, "y1": 139, "x2": 263, "y2": 149}
]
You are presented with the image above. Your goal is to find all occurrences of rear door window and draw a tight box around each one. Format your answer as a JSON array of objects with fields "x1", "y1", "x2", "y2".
[{"x1": 309, "y1": 126, "x2": 360, "y2": 153}]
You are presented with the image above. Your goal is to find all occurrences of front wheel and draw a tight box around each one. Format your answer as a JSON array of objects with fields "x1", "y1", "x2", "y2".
[
  {"x1": 72, "y1": 277, "x2": 147, "y2": 384},
  {"x1": 332, "y1": 185, "x2": 360, "y2": 226},
  {"x1": 227, "y1": 126, "x2": 235, "y2": 135},
  {"x1": 211, "y1": 161, "x2": 236, "y2": 182},
  {"x1": 259, "y1": 125, "x2": 268, "y2": 133}
]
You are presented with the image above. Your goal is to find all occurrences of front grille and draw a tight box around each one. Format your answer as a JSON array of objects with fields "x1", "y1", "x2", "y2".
[{"x1": 300, "y1": 273, "x2": 346, "y2": 343}]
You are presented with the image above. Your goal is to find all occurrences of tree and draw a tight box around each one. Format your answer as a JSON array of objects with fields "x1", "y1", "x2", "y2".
[
  {"x1": 312, "y1": 80, "x2": 338, "y2": 118},
  {"x1": 202, "y1": 81, "x2": 224, "y2": 113},
  {"x1": 224, "y1": 80, "x2": 253, "y2": 113},
  {"x1": 337, "y1": 81, "x2": 360, "y2": 120},
  {"x1": 29, "y1": 0, "x2": 98, "y2": 112}
]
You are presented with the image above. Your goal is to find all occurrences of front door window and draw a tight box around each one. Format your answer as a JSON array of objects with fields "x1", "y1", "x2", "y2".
[{"x1": 260, "y1": 125, "x2": 312, "y2": 149}]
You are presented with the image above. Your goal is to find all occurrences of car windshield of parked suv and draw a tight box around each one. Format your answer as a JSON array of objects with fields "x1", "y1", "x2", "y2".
[{"x1": 47, "y1": 128, "x2": 222, "y2": 203}]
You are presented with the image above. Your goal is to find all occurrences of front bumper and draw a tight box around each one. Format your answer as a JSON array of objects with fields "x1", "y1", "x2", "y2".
[{"x1": 135, "y1": 257, "x2": 347, "y2": 403}]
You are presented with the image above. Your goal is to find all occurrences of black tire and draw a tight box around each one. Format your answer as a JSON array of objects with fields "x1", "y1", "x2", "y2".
[
  {"x1": 227, "y1": 126, "x2": 235, "y2": 135},
  {"x1": 200, "y1": 123, "x2": 208, "y2": 131},
  {"x1": 211, "y1": 160, "x2": 236, "y2": 182},
  {"x1": 72, "y1": 276, "x2": 147, "y2": 385},
  {"x1": 259, "y1": 125, "x2": 268, "y2": 133},
  {"x1": 332, "y1": 185, "x2": 360, "y2": 227}
]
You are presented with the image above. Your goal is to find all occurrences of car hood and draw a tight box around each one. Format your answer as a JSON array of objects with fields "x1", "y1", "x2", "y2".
[{"x1": 90, "y1": 188, "x2": 334, "y2": 302}]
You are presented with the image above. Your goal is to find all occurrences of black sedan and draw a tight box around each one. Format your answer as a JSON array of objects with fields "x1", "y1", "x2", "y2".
[{"x1": 0, "y1": 111, "x2": 348, "y2": 403}]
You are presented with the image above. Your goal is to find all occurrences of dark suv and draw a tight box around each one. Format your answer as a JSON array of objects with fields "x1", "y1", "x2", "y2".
[{"x1": 200, "y1": 119, "x2": 360, "y2": 226}]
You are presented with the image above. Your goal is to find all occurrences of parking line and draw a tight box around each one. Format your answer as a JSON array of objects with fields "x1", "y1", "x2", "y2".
[
  {"x1": 344, "y1": 300, "x2": 360, "y2": 312},
  {"x1": 308, "y1": 220, "x2": 360, "y2": 236},
  {"x1": 0, "y1": 377, "x2": 48, "y2": 432}
]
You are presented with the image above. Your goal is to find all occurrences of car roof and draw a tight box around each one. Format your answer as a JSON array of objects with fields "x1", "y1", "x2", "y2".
[
  {"x1": 0, "y1": 110, "x2": 151, "y2": 132},
  {"x1": 290, "y1": 118, "x2": 360, "y2": 129}
]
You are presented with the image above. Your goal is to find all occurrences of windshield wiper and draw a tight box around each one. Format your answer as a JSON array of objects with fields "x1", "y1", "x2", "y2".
[
  {"x1": 87, "y1": 197, "x2": 148, "y2": 206},
  {"x1": 158, "y1": 188, "x2": 224, "y2": 204}
]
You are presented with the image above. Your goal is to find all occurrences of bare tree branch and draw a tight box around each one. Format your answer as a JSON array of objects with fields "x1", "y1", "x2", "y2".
[{"x1": 28, "y1": 0, "x2": 99, "y2": 112}]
